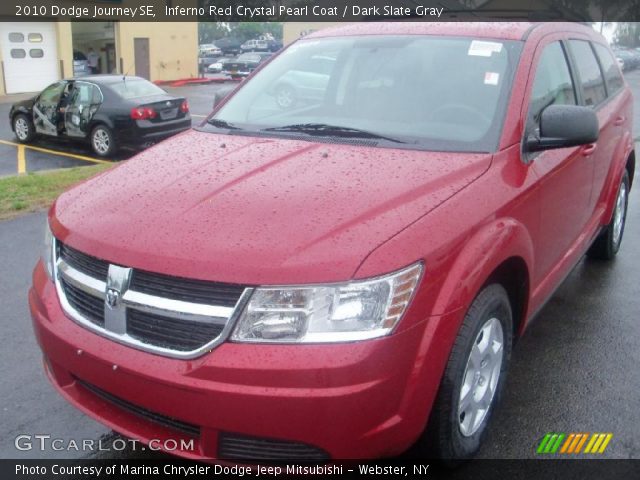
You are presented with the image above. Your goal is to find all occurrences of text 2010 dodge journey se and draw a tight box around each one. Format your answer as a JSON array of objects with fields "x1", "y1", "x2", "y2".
[{"x1": 30, "y1": 22, "x2": 634, "y2": 460}]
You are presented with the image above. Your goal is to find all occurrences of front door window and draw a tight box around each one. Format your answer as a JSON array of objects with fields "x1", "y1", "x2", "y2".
[{"x1": 33, "y1": 82, "x2": 66, "y2": 136}]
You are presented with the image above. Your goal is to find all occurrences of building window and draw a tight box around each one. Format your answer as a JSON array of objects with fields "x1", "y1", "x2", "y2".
[
  {"x1": 29, "y1": 49, "x2": 44, "y2": 58},
  {"x1": 8, "y1": 33, "x2": 24, "y2": 43},
  {"x1": 10, "y1": 49, "x2": 26, "y2": 59},
  {"x1": 28, "y1": 33, "x2": 43, "y2": 43}
]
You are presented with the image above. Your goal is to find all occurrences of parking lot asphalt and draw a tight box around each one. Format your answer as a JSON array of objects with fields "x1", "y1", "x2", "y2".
[
  {"x1": 0, "y1": 81, "x2": 235, "y2": 176},
  {"x1": 1, "y1": 72, "x2": 640, "y2": 461}
]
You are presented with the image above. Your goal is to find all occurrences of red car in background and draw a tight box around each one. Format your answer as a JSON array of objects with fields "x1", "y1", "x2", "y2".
[{"x1": 30, "y1": 22, "x2": 633, "y2": 461}]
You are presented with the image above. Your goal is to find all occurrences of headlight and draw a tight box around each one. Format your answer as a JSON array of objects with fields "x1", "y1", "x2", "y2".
[
  {"x1": 43, "y1": 223, "x2": 55, "y2": 281},
  {"x1": 231, "y1": 262, "x2": 423, "y2": 343}
]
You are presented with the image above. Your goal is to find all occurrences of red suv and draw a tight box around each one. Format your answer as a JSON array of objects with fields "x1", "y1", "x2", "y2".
[{"x1": 30, "y1": 22, "x2": 633, "y2": 460}]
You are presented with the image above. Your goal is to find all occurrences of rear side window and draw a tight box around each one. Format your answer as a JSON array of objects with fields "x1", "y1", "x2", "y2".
[
  {"x1": 569, "y1": 40, "x2": 607, "y2": 107},
  {"x1": 529, "y1": 42, "x2": 576, "y2": 128},
  {"x1": 593, "y1": 43, "x2": 624, "y2": 95}
]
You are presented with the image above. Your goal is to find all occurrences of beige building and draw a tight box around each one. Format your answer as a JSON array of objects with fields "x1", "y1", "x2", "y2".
[{"x1": 0, "y1": 20, "x2": 197, "y2": 95}]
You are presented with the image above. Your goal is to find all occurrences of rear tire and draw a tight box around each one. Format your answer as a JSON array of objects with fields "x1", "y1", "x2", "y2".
[
  {"x1": 13, "y1": 114, "x2": 35, "y2": 143},
  {"x1": 420, "y1": 284, "x2": 512, "y2": 461},
  {"x1": 587, "y1": 170, "x2": 630, "y2": 260},
  {"x1": 90, "y1": 125, "x2": 116, "y2": 158}
]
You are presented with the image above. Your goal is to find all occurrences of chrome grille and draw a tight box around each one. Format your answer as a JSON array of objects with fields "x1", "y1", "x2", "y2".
[
  {"x1": 127, "y1": 309, "x2": 225, "y2": 351},
  {"x1": 54, "y1": 241, "x2": 252, "y2": 359},
  {"x1": 60, "y1": 243, "x2": 109, "y2": 279},
  {"x1": 60, "y1": 278, "x2": 105, "y2": 327},
  {"x1": 130, "y1": 270, "x2": 245, "y2": 307}
]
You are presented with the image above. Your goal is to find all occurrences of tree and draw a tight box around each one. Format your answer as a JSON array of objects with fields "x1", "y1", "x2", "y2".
[
  {"x1": 614, "y1": 22, "x2": 640, "y2": 47},
  {"x1": 198, "y1": 22, "x2": 283, "y2": 45},
  {"x1": 198, "y1": 22, "x2": 230, "y2": 44}
]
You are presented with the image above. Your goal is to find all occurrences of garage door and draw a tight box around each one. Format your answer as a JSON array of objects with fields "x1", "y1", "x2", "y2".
[{"x1": 0, "y1": 22, "x2": 59, "y2": 94}]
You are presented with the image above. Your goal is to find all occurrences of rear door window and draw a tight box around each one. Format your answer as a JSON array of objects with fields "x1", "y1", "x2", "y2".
[
  {"x1": 528, "y1": 41, "x2": 576, "y2": 129},
  {"x1": 593, "y1": 43, "x2": 624, "y2": 96},
  {"x1": 569, "y1": 40, "x2": 607, "y2": 107}
]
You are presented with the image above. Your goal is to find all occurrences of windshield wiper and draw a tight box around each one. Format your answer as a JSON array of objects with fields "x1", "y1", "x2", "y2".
[
  {"x1": 207, "y1": 118, "x2": 242, "y2": 130},
  {"x1": 261, "y1": 123, "x2": 404, "y2": 143}
]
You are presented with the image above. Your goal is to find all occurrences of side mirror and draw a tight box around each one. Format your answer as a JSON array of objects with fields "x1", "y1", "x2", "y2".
[
  {"x1": 212, "y1": 86, "x2": 235, "y2": 109},
  {"x1": 526, "y1": 104, "x2": 599, "y2": 152}
]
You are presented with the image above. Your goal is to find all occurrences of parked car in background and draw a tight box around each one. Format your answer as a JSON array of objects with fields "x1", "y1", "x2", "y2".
[
  {"x1": 206, "y1": 58, "x2": 228, "y2": 74},
  {"x1": 241, "y1": 39, "x2": 269, "y2": 52},
  {"x1": 270, "y1": 54, "x2": 336, "y2": 108},
  {"x1": 613, "y1": 48, "x2": 640, "y2": 71},
  {"x1": 72, "y1": 51, "x2": 91, "y2": 77},
  {"x1": 267, "y1": 39, "x2": 283, "y2": 52},
  {"x1": 10, "y1": 75, "x2": 191, "y2": 157},
  {"x1": 31, "y1": 22, "x2": 633, "y2": 462},
  {"x1": 222, "y1": 52, "x2": 272, "y2": 79},
  {"x1": 199, "y1": 43, "x2": 221, "y2": 56},
  {"x1": 199, "y1": 52, "x2": 222, "y2": 74},
  {"x1": 215, "y1": 37, "x2": 243, "y2": 55}
]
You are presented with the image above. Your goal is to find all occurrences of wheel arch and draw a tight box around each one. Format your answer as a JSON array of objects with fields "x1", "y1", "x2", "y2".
[
  {"x1": 431, "y1": 217, "x2": 534, "y2": 337},
  {"x1": 88, "y1": 115, "x2": 115, "y2": 134},
  {"x1": 11, "y1": 108, "x2": 33, "y2": 124},
  {"x1": 481, "y1": 256, "x2": 530, "y2": 340}
]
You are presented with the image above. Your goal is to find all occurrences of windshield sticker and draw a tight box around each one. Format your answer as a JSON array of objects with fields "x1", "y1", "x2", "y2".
[
  {"x1": 468, "y1": 40, "x2": 503, "y2": 57},
  {"x1": 484, "y1": 72, "x2": 500, "y2": 85}
]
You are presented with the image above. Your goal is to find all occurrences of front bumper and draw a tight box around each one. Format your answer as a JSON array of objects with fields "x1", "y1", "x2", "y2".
[{"x1": 29, "y1": 261, "x2": 453, "y2": 460}]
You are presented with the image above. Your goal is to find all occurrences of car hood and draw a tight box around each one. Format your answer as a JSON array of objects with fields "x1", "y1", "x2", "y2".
[{"x1": 52, "y1": 130, "x2": 491, "y2": 285}]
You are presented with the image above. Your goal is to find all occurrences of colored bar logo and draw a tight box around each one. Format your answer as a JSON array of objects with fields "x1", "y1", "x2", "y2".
[{"x1": 537, "y1": 433, "x2": 613, "y2": 454}]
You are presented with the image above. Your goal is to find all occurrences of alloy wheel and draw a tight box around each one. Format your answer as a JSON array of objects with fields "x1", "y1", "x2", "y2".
[
  {"x1": 15, "y1": 117, "x2": 29, "y2": 141},
  {"x1": 458, "y1": 317, "x2": 504, "y2": 437},
  {"x1": 612, "y1": 180, "x2": 628, "y2": 248},
  {"x1": 92, "y1": 129, "x2": 110, "y2": 155}
]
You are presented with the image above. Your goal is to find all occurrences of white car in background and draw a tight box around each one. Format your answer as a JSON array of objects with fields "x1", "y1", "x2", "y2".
[
  {"x1": 199, "y1": 44, "x2": 222, "y2": 56},
  {"x1": 270, "y1": 55, "x2": 336, "y2": 108},
  {"x1": 241, "y1": 39, "x2": 269, "y2": 52}
]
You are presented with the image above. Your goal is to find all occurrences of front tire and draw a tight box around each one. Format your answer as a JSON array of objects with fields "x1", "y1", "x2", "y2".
[
  {"x1": 13, "y1": 114, "x2": 35, "y2": 143},
  {"x1": 90, "y1": 125, "x2": 116, "y2": 157},
  {"x1": 587, "y1": 170, "x2": 630, "y2": 260},
  {"x1": 423, "y1": 284, "x2": 512, "y2": 461}
]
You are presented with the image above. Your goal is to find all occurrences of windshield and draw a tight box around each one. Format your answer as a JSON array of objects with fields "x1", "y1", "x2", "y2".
[
  {"x1": 108, "y1": 79, "x2": 166, "y2": 99},
  {"x1": 206, "y1": 35, "x2": 522, "y2": 152}
]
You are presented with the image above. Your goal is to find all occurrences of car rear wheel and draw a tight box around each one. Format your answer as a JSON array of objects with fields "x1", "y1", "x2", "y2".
[
  {"x1": 90, "y1": 125, "x2": 116, "y2": 157},
  {"x1": 587, "y1": 170, "x2": 630, "y2": 260},
  {"x1": 421, "y1": 284, "x2": 512, "y2": 461},
  {"x1": 14, "y1": 114, "x2": 35, "y2": 143}
]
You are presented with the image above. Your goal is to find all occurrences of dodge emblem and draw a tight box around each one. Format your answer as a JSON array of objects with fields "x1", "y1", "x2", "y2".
[{"x1": 106, "y1": 288, "x2": 121, "y2": 309}]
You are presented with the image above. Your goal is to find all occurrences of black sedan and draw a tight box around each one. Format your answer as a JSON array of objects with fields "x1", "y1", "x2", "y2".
[
  {"x1": 9, "y1": 75, "x2": 191, "y2": 157},
  {"x1": 222, "y1": 53, "x2": 272, "y2": 79}
]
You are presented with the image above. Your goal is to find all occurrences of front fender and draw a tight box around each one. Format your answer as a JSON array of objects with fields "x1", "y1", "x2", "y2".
[{"x1": 431, "y1": 217, "x2": 534, "y2": 318}]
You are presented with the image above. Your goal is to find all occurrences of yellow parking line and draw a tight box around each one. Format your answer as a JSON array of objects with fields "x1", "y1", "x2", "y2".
[
  {"x1": 0, "y1": 139, "x2": 111, "y2": 165},
  {"x1": 17, "y1": 144, "x2": 26, "y2": 174},
  {"x1": 191, "y1": 114, "x2": 207, "y2": 118}
]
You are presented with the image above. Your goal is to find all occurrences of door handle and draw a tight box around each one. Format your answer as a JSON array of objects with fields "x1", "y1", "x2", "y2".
[
  {"x1": 582, "y1": 143, "x2": 597, "y2": 156},
  {"x1": 614, "y1": 115, "x2": 626, "y2": 126}
]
